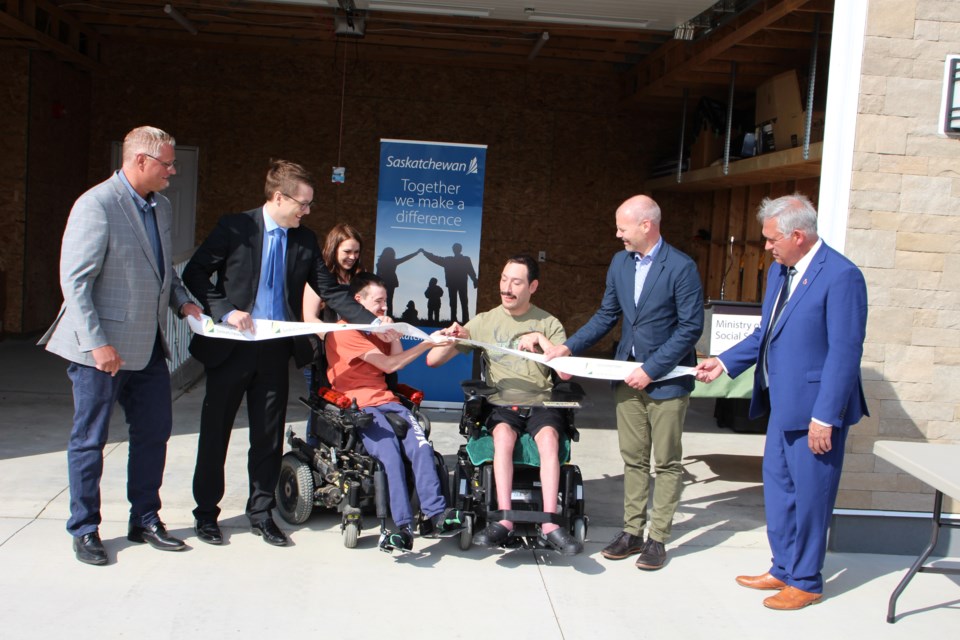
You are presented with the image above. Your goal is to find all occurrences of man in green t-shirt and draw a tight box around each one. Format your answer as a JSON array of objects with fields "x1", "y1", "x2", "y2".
[{"x1": 427, "y1": 255, "x2": 582, "y2": 555}]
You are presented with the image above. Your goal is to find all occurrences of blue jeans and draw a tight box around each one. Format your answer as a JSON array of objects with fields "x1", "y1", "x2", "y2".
[
  {"x1": 66, "y1": 338, "x2": 172, "y2": 536},
  {"x1": 360, "y1": 403, "x2": 445, "y2": 528}
]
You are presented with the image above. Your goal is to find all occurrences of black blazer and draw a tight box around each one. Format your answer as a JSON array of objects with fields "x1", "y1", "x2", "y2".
[{"x1": 184, "y1": 207, "x2": 374, "y2": 368}]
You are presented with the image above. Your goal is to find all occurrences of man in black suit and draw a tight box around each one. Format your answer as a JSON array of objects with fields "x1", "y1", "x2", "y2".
[{"x1": 184, "y1": 160, "x2": 376, "y2": 546}]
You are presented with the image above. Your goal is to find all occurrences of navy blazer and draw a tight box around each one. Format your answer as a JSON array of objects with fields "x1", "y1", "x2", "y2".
[
  {"x1": 565, "y1": 242, "x2": 704, "y2": 400},
  {"x1": 184, "y1": 208, "x2": 374, "y2": 368},
  {"x1": 719, "y1": 242, "x2": 868, "y2": 431}
]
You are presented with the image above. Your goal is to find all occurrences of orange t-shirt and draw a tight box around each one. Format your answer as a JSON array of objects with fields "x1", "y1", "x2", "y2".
[{"x1": 325, "y1": 326, "x2": 396, "y2": 408}]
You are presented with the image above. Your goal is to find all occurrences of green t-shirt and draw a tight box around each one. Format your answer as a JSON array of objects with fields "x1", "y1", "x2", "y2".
[{"x1": 459, "y1": 304, "x2": 566, "y2": 405}]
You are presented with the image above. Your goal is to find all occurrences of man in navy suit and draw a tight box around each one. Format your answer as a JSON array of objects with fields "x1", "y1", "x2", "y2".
[
  {"x1": 545, "y1": 195, "x2": 703, "y2": 570},
  {"x1": 184, "y1": 160, "x2": 379, "y2": 547},
  {"x1": 696, "y1": 194, "x2": 868, "y2": 610}
]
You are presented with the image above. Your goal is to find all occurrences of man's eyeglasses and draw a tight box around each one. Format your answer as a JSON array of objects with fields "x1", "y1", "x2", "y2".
[
  {"x1": 143, "y1": 154, "x2": 178, "y2": 170},
  {"x1": 282, "y1": 193, "x2": 314, "y2": 210}
]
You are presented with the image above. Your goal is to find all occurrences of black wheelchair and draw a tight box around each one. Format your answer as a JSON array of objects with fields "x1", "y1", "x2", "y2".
[
  {"x1": 450, "y1": 378, "x2": 589, "y2": 551},
  {"x1": 274, "y1": 381, "x2": 451, "y2": 549}
]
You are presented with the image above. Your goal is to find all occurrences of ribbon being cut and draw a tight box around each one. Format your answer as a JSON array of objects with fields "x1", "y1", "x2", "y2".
[{"x1": 185, "y1": 315, "x2": 695, "y2": 383}]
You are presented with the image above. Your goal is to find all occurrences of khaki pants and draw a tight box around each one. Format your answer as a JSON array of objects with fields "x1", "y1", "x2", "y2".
[{"x1": 614, "y1": 384, "x2": 689, "y2": 543}]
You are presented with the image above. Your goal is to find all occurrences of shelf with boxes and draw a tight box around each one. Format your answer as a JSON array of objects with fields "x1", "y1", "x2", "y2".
[
  {"x1": 645, "y1": 68, "x2": 824, "y2": 193},
  {"x1": 645, "y1": 141, "x2": 822, "y2": 192}
]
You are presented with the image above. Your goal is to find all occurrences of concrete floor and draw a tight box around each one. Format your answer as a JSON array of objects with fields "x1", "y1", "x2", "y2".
[{"x1": 0, "y1": 337, "x2": 957, "y2": 638}]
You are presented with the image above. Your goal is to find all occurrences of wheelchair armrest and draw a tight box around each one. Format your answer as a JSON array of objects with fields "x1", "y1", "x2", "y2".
[
  {"x1": 550, "y1": 380, "x2": 586, "y2": 403},
  {"x1": 340, "y1": 404, "x2": 373, "y2": 431},
  {"x1": 461, "y1": 379, "x2": 496, "y2": 397},
  {"x1": 390, "y1": 382, "x2": 424, "y2": 409}
]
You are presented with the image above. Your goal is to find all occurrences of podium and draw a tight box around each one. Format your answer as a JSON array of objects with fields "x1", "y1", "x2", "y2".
[{"x1": 693, "y1": 300, "x2": 768, "y2": 433}]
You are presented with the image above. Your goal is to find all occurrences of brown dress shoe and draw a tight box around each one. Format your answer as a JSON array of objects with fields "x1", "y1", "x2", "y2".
[
  {"x1": 735, "y1": 572, "x2": 787, "y2": 590},
  {"x1": 763, "y1": 586, "x2": 823, "y2": 610}
]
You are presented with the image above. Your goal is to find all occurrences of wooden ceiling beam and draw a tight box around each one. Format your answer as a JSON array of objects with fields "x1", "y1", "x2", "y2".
[
  {"x1": 0, "y1": 0, "x2": 102, "y2": 69},
  {"x1": 621, "y1": 0, "x2": 815, "y2": 102}
]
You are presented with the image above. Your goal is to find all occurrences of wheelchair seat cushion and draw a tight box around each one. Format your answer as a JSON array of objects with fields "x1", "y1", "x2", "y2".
[{"x1": 465, "y1": 430, "x2": 571, "y2": 467}]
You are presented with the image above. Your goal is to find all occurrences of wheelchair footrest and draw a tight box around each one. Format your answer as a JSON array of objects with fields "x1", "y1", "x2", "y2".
[{"x1": 490, "y1": 510, "x2": 562, "y2": 526}]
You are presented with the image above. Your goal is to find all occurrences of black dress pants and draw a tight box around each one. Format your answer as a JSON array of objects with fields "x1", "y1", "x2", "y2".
[{"x1": 192, "y1": 339, "x2": 292, "y2": 524}]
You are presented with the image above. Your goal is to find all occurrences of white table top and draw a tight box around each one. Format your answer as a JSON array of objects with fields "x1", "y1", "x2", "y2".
[{"x1": 874, "y1": 440, "x2": 960, "y2": 500}]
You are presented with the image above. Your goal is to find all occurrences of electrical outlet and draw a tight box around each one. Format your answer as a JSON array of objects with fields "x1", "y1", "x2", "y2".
[{"x1": 538, "y1": 251, "x2": 546, "y2": 262}]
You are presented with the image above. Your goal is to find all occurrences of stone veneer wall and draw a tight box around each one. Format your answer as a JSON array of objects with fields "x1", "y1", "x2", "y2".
[{"x1": 842, "y1": 0, "x2": 960, "y2": 512}]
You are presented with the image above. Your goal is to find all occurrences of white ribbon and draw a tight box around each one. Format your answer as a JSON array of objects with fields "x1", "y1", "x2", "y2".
[
  {"x1": 186, "y1": 314, "x2": 438, "y2": 343},
  {"x1": 452, "y1": 338, "x2": 695, "y2": 382},
  {"x1": 185, "y1": 315, "x2": 694, "y2": 382}
]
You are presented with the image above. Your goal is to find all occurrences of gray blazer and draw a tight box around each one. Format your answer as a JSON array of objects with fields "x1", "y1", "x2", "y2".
[{"x1": 39, "y1": 172, "x2": 192, "y2": 370}]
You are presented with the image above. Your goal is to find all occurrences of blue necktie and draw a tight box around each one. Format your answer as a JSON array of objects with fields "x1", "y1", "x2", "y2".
[
  {"x1": 141, "y1": 202, "x2": 164, "y2": 281},
  {"x1": 265, "y1": 228, "x2": 286, "y2": 321},
  {"x1": 759, "y1": 265, "x2": 796, "y2": 388}
]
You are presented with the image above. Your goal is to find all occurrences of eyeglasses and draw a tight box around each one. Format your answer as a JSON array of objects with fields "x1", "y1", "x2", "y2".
[
  {"x1": 143, "y1": 154, "x2": 178, "y2": 170},
  {"x1": 281, "y1": 193, "x2": 314, "y2": 210}
]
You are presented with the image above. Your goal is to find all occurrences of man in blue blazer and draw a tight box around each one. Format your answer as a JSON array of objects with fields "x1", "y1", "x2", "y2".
[
  {"x1": 696, "y1": 194, "x2": 868, "y2": 610},
  {"x1": 40, "y1": 126, "x2": 202, "y2": 565},
  {"x1": 545, "y1": 195, "x2": 704, "y2": 570}
]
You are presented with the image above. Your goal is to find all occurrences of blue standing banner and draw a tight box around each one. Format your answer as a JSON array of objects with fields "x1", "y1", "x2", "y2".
[{"x1": 374, "y1": 139, "x2": 487, "y2": 406}]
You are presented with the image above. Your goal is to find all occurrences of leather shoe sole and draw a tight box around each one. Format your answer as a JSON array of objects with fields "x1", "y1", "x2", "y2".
[
  {"x1": 128, "y1": 525, "x2": 186, "y2": 551},
  {"x1": 763, "y1": 586, "x2": 823, "y2": 610},
  {"x1": 251, "y1": 521, "x2": 289, "y2": 547},
  {"x1": 195, "y1": 520, "x2": 223, "y2": 545},
  {"x1": 736, "y1": 572, "x2": 787, "y2": 591},
  {"x1": 73, "y1": 534, "x2": 107, "y2": 566}
]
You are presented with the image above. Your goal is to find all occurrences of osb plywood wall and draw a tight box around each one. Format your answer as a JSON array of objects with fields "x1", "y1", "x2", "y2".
[
  {"x1": 8, "y1": 43, "x2": 820, "y2": 348},
  {"x1": 6, "y1": 43, "x2": 682, "y2": 347}
]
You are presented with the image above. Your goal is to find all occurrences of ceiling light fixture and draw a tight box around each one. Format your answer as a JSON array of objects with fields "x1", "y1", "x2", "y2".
[
  {"x1": 673, "y1": 21, "x2": 695, "y2": 40},
  {"x1": 367, "y1": 2, "x2": 491, "y2": 18},
  {"x1": 163, "y1": 4, "x2": 198, "y2": 36},
  {"x1": 525, "y1": 10, "x2": 651, "y2": 30}
]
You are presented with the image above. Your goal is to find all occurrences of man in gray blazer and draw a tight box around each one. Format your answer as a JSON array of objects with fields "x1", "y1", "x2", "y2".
[
  {"x1": 545, "y1": 195, "x2": 703, "y2": 571},
  {"x1": 40, "y1": 126, "x2": 201, "y2": 565}
]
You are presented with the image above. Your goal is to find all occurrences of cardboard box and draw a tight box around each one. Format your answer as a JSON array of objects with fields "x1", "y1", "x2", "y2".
[
  {"x1": 755, "y1": 70, "x2": 803, "y2": 126},
  {"x1": 772, "y1": 110, "x2": 825, "y2": 151},
  {"x1": 689, "y1": 128, "x2": 724, "y2": 170}
]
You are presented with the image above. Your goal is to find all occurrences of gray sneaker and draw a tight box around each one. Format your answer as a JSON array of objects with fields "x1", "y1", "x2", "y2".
[{"x1": 601, "y1": 530, "x2": 644, "y2": 560}]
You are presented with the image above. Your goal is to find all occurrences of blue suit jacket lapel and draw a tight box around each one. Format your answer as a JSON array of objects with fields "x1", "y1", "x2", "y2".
[
  {"x1": 770, "y1": 244, "x2": 828, "y2": 341},
  {"x1": 634, "y1": 247, "x2": 666, "y2": 322},
  {"x1": 621, "y1": 252, "x2": 637, "y2": 325}
]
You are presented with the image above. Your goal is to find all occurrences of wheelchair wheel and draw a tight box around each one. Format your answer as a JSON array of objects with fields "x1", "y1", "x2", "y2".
[
  {"x1": 275, "y1": 453, "x2": 314, "y2": 525},
  {"x1": 458, "y1": 514, "x2": 474, "y2": 551},
  {"x1": 343, "y1": 522, "x2": 360, "y2": 549},
  {"x1": 572, "y1": 517, "x2": 587, "y2": 544}
]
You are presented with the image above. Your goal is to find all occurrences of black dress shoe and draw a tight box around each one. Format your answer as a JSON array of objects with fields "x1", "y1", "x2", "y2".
[
  {"x1": 194, "y1": 519, "x2": 223, "y2": 545},
  {"x1": 73, "y1": 532, "x2": 107, "y2": 566},
  {"x1": 251, "y1": 519, "x2": 289, "y2": 547},
  {"x1": 128, "y1": 521, "x2": 187, "y2": 551}
]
